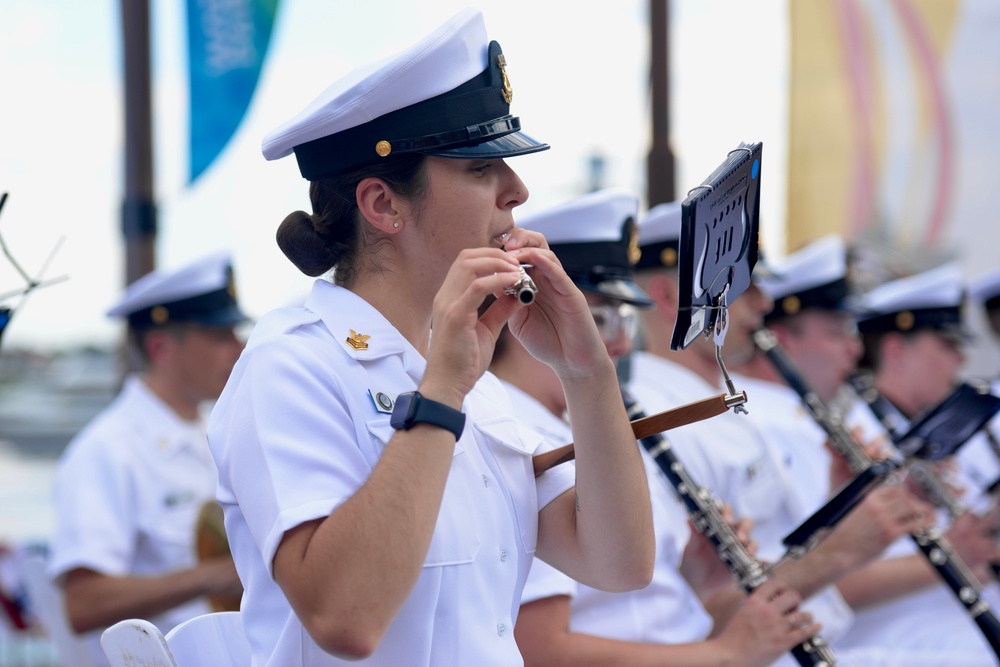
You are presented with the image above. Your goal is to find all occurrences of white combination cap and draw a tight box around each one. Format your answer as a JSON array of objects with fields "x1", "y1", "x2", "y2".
[
  {"x1": 758, "y1": 235, "x2": 851, "y2": 320},
  {"x1": 107, "y1": 251, "x2": 247, "y2": 329},
  {"x1": 635, "y1": 201, "x2": 682, "y2": 269},
  {"x1": 856, "y1": 262, "x2": 967, "y2": 338},
  {"x1": 518, "y1": 188, "x2": 650, "y2": 306},
  {"x1": 262, "y1": 9, "x2": 547, "y2": 180}
]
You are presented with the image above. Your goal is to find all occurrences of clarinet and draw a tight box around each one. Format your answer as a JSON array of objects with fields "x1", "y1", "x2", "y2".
[
  {"x1": 621, "y1": 385, "x2": 836, "y2": 667},
  {"x1": 752, "y1": 329, "x2": 1000, "y2": 659}
]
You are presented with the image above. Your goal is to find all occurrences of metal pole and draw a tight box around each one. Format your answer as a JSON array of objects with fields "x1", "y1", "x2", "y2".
[
  {"x1": 647, "y1": 0, "x2": 676, "y2": 206},
  {"x1": 120, "y1": 0, "x2": 157, "y2": 285}
]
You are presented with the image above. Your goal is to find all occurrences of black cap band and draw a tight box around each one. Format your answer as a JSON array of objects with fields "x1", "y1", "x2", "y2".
[
  {"x1": 857, "y1": 305, "x2": 962, "y2": 335},
  {"x1": 765, "y1": 277, "x2": 851, "y2": 322}
]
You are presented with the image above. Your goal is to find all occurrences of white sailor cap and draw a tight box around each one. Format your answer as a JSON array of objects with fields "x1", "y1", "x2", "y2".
[
  {"x1": 635, "y1": 201, "x2": 683, "y2": 270},
  {"x1": 107, "y1": 251, "x2": 247, "y2": 329},
  {"x1": 758, "y1": 235, "x2": 851, "y2": 321},
  {"x1": 262, "y1": 9, "x2": 548, "y2": 181},
  {"x1": 856, "y1": 262, "x2": 968, "y2": 339},
  {"x1": 518, "y1": 188, "x2": 651, "y2": 306},
  {"x1": 969, "y1": 268, "x2": 1000, "y2": 309}
]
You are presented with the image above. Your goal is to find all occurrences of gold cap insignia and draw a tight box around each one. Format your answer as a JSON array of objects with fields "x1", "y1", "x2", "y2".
[
  {"x1": 627, "y1": 225, "x2": 641, "y2": 266},
  {"x1": 375, "y1": 140, "x2": 392, "y2": 157},
  {"x1": 347, "y1": 329, "x2": 371, "y2": 351},
  {"x1": 151, "y1": 306, "x2": 169, "y2": 325},
  {"x1": 660, "y1": 247, "x2": 678, "y2": 268},
  {"x1": 498, "y1": 54, "x2": 513, "y2": 105},
  {"x1": 895, "y1": 311, "x2": 915, "y2": 331},
  {"x1": 226, "y1": 267, "x2": 237, "y2": 300},
  {"x1": 782, "y1": 295, "x2": 801, "y2": 316}
]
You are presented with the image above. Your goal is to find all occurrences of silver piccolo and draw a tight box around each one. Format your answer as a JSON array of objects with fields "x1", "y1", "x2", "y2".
[{"x1": 503, "y1": 264, "x2": 537, "y2": 304}]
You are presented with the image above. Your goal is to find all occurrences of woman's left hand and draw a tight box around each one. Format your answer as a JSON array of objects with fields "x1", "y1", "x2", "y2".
[{"x1": 486, "y1": 228, "x2": 609, "y2": 379}]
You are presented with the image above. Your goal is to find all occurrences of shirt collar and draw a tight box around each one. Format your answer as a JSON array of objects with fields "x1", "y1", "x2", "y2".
[
  {"x1": 120, "y1": 375, "x2": 209, "y2": 456},
  {"x1": 304, "y1": 280, "x2": 427, "y2": 381}
]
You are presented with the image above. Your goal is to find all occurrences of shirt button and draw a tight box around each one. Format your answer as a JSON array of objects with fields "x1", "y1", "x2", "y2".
[
  {"x1": 497, "y1": 623, "x2": 506, "y2": 636},
  {"x1": 499, "y1": 548, "x2": 509, "y2": 562},
  {"x1": 482, "y1": 474, "x2": 489, "y2": 487}
]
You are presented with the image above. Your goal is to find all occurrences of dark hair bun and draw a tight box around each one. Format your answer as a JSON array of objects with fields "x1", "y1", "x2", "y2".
[{"x1": 276, "y1": 211, "x2": 338, "y2": 277}]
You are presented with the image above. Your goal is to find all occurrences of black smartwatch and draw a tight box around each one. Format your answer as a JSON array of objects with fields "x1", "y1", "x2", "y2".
[{"x1": 390, "y1": 391, "x2": 466, "y2": 440}]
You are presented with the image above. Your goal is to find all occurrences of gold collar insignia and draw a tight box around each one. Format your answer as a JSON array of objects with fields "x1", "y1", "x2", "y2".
[{"x1": 346, "y1": 329, "x2": 371, "y2": 351}]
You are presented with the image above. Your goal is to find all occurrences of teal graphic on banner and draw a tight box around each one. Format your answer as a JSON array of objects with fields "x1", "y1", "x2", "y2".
[{"x1": 187, "y1": 0, "x2": 280, "y2": 183}]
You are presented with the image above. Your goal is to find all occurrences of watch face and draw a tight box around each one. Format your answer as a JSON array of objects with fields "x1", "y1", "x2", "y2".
[{"x1": 390, "y1": 392, "x2": 416, "y2": 429}]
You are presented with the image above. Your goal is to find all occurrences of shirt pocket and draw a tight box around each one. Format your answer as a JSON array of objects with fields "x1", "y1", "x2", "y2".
[
  {"x1": 365, "y1": 418, "x2": 482, "y2": 567},
  {"x1": 473, "y1": 417, "x2": 539, "y2": 554},
  {"x1": 732, "y1": 454, "x2": 784, "y2": 523}
]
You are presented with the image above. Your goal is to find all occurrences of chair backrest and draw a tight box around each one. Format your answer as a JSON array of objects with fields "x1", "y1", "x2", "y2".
[
  {"x1": 100, "y1": 618, "x2": 176, "y2": 667},
  {"x1": 16, "y1": 554, "x2": 103, "y2": 667},
  {"x1": 165, "y1": 611, "x2": 250, "y2": 667}
]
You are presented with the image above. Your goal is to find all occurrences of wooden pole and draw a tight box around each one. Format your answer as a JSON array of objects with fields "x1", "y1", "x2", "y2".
[{"x1": 647, "y1": 0, "x2": 676, "y2": 206}]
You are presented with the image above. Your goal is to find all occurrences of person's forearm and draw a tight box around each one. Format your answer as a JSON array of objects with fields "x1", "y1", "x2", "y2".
[
  {"x1": 836, "y1": 554, "x2": 937, "y2": 609},
  {"x1": 272, "y1": 420, "x2": 457, "y2": 658},
  {"x1": 771, "y1": 540, "x2": 855, "y2": 601},
  {"x1": 64, "y1": 560, "x2": 233, "y2": 634},
  {"x1": 553, "y1": 358, "x2": 654, "y2": 591}
]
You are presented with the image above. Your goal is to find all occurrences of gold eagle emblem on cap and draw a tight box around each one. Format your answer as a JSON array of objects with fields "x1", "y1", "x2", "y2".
[
  {"x1": 627, "y1": 224, "x2": 641, "y2": 266},
  {"x1": 498, "y1": 54, "x2": 513, "y2": 105},
  {"x1": 347, "y1": 329, "x2": 371, "y2": 351}
]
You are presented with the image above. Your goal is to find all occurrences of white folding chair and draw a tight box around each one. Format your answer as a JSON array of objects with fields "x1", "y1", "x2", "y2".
[
  {"x1": 16, "y1": 554, "x2": 102, "y2": 667},
  {"x1": 100, "y1": 618, "x2": 175, "y2": 667},
  {"x1": 166, "y1": 611, "x2": 250, "y2": 667}
]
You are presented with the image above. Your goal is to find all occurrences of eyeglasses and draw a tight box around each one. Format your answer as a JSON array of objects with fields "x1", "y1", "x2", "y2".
[{"x1": 589, "y1": 303, "x2": 638, "y2": 342}]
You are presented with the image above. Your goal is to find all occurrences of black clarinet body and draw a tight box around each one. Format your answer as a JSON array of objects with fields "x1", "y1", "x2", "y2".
[
  {"x1": 621, "y1": 385, "x2": 836, "y2": 667},
  {"x1": 753, "y1": 328, "x2": 1000, "y2": 661}
]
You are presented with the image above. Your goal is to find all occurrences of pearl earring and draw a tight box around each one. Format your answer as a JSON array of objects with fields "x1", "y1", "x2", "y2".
[{"x1": 393, "y1": 222, "x2": 399, "y2": 228}]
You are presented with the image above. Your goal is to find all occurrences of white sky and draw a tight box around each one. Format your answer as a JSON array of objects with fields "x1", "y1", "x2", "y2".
[{"x1": 0, "y1": 0, "x2": 789, "y2": 350}]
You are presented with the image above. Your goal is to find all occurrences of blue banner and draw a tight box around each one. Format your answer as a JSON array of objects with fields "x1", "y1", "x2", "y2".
[{"x1": 186, "y1": 0, "x2": 280, "y2": 183}]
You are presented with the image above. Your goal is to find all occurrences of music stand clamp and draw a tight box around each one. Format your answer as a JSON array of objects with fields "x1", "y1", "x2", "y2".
[{"x1": 669, "y1": 141, "x2": 763, "y2": 415}]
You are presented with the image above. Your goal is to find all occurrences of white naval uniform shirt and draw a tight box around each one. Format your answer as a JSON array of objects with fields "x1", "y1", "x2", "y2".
[
  {"x1": 208, "y1": 281, "x2": 575, "y2": 667},
  {"x1": 505, "y1": 381, "x2": 714, "y2": 645},
  {"x1": 832, "y1": 396, "x2": 998, "y2": 663},
  {"x1": 626, "y1": 352, "x2": 856, "y2": 659},
  {"x1": 49, "y1": 375, "x2": 216, "y2": 666}
]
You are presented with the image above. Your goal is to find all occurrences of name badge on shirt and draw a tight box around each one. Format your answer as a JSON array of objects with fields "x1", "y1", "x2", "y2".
[
  {"x1": 369, "y1": 389, "x2": 397, "y2": 414},
  {"x1": 163, "y1": 490, "x2": 196, "y2": 507}
]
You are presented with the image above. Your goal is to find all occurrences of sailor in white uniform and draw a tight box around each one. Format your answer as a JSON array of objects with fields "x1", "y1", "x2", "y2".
[
  {"x1": 49, "y1": 251, "x2": 247, "y2": 666},
  {"x1": 833, "y1": 264, "x2": 1000, "y2": 661},
  {"x1": 207, "y1": 10, "x2": 654, "y2": 666}
]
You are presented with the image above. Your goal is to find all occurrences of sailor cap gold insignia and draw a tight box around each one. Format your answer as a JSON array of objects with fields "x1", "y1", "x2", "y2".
[
  {"x1": 627, "y1": 224, "x2": 641, "y2": 266},
  {"x1": 660, "y1": 247, "x2": 678, "y2": 268},
  {"x1": 375, "y1": 140, "x2": 392, "y2": 157},
  {"x1": 498, "y1": 54, "x2": 513, "y2": 104},
  {"x1": 150, "y1": 306, "x2": 170, "y2": 325},
  {"x1": 782, "y1": 295, "x2": 801, "y2": 316},
  {"x1": 347, "y1": 329, "x2": 371, "y2": 350},
  {"x1": 895, "y1": 311, "x2": 915, "y2": 331}
]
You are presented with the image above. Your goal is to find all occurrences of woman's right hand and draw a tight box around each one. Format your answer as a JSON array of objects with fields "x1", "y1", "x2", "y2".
[
  {"x1": 419, "y1": 248, "x2": 525, "y2": 407},
  {"x1": 710, "y1": 579, "x2": 820, "y2": 667}
]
